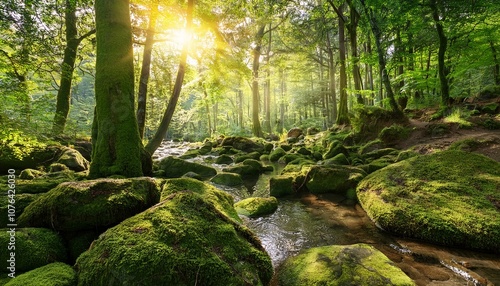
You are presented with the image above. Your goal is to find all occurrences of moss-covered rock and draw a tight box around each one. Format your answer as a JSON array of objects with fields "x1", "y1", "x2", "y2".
[
  {"x1": 269, "y1": 175, "x2": 295, "y2": 197},
  {"x1": 49, "y1": 163, "x2": 70, "y2": 173},
  {"x1": 234, "y1": 151, "x2": 261, "y2": 163},
  {"x1": 322, "y1": 140, "x2": 348, "y2": 160},
  {"x1": 269, "y1": 147, "x2": 287, "y2": 162},
  {"x1": 0, "y1": 193, "x2": 40, "y2": 226},
  {"x1": 220, "y1": 136, "x2": 265, "y2": 153},
  {"x1": 323, "y1": 153, "x2": 349, "y2": 165},
  {"x1": 160, "y1": 178, "x2": 241, "y2": 222},
  {"x1": 210, "y1": 172, "x2": 244, "y2": 187},
  {"x1": 76, "y1": 189, "x2": 273, "y2": 286},
  {"x1": 215, "y1": 154, "x2": 234, "y2": 165},
  {"x1": 157, "y1": 156, "x2": 217, "y2": 179},
  {"x1": 19, "y1": 169, "x2": 44, "y2": 180},
  {"x1": 65, "y1": 231, "x2": 100, "y2": 263},
  {"x1": 14, "y1": 171, "x2": 77, "y2": 194},
  {"x1": 278, "y1": 154, "x2": 305, "y2": 165},
  {"x1": 5, "y1": 262, "x2": 76, "y2": 286},
  {"x1": 0, "y1": 228, "x2": 67, "y2": 273},
  {"x1": 357, "y1": 150, "x2": 500, "y2": 253},
  {"x1": 362, "y1": 148, "x2": 399, "y2": 162},
  {"x1": 0, "y1": 145, "x2": 64, "y2": 175},
  {"x1": 277, "y1": 244, "x2": 415, "y2": 286},
  {"x1": 56, "y1": 147, "x2": 90, "y2": 172},
  {"x1": 18, "y1": 177, "x2": 160, "y2": 232},
  {"x1": 234, "y1": 197, "x2": 278, "y2": 217},
  {"x1": 366, "y1": 156, "x2": 396, "y2": 173},
  {"x1": 304, "y1": 165, "x2": 366, "y2": 195},
  {"x1": 378, "y1": 124, "x2": 411, "y2": 146}
]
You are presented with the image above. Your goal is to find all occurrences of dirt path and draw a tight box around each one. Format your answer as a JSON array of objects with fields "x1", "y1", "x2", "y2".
[{"x1": 395, "y1": 119, "x2": 500, "y2": 162}]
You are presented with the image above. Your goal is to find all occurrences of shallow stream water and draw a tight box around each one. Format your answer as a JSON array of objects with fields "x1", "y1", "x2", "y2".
[{"x1": 154, "y1": 141, "x2": 500, "y2": 286}]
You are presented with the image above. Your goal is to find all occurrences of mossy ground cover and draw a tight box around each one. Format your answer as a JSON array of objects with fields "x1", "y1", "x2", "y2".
[
  {"x1": 76, "y1": 190, "x2": 273, "y2": 286},
  {"x1": 277, "y1": 243, "x2": 415, "y2": 286},
  {"x1": 357, "y1": 150, "x2": 500, "y2": 252},
  {"x1": 234, "y1": 197, "x2": 278, "y2": 217}
]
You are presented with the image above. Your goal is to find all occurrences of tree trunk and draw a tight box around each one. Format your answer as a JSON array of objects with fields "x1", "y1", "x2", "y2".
[
  {"x1": 336, "y1": 5, "x2": 349, "y2": 125},
  {"x1": 90, "y1": 0, "x2": 143, "y2": 178},
  {"x1": 430, "y1": 0, "x2": 451, "y2": 106},
  {"x1": 251, "y1": 25, "x2": 266, "y2": 137},
  {"x1": 396, "y1": 29, "x2": 408, "y2": 109},
  {"x1": 490, "y1": 41, "x2": 500, "y2": 85},
  {"x1": 347, "y1": 1, "x2": 363, "y2": 105},
  {"x1": 145, "y1": 0, "x2": 194, "y2": 154},
  {"x1": 136, "y1": 2, "x2": 158, "y2": 139},
  {"x1": 326, "y1": 34, "x2": 337, "y2": 122},
  {"x1": 362, "y1": 1, "x2": 403, "y2": 117}
]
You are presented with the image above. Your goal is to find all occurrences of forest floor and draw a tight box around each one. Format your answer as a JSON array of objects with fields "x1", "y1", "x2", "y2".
[{"x1": 396, "y1": 117, "x2": 500, "y2": 161}]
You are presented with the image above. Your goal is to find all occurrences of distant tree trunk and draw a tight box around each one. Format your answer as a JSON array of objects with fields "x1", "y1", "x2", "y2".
[
  {"x1": 361, "y1": 0, "x2": 403, "y2": 117},
  {"x1": 238, "y1": 89, "x2": 244, "y2": 128},
  {"x1": 263, "y1": 24, "x2": 272, "y2": 134},
  {"x1": 326, "y1": 33, "x2": 337, "y2": 122},
  {"x1": 490, "y1": 41, "x2": 500, "y2": 85},
  {"x1": 136, "y1": 2, "x2": 158, "y2": 139},
  {"x1": 347, "y1": 1, "x2": 363, "y2": 105},
  {"x1": 430, "y1": 0, "x2": 451, "y2": 106},
  {"x1": 203, "y1": 86, "x2": 212, "y2": 135},
  {"x1": 279, "y1": 68, "x2": 286, "y2": 133},
  {"x1": 396, "y1": 29, "x2": 408, "y2": 109},
  {"x1": 145, "y1": 0, "x2": 194, "y2": 154},
  {"x1": 251, "y1": 25, "x2": 265, "y2": 137},
  {"x1": 335, "y1": 5, "x2": 349, "y2": 125},
  {"x1": 90, "y1": 0, "x2": 143, "y2": 178}
]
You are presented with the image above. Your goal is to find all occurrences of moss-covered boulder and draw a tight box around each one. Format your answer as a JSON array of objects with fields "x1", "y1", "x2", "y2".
[
  {"x1": 234, "y1": 151, "x2": 261, "y2": 163},
  {"x1": 210, "y1": 172, "x2": 244, "y2": 187},
  {"x1": 220, "y1": 136, "x2": 264, "y2": 153},
  {"x1": 56, "y1": 147, "x2": 90, "y2": 172},
  {"x1": 215, "y1": 154, "x2": 234, "y2": 165},
  {"x1": 323, "y1": 140, "x2": 348, "y2": 160},
  {"x1": 157, "y1": 156, "x2": 217, "y2": 179},
  {"x1": 5, "y1": 262, "x2": 76, "y2": 286},
  {"x1": 0, "y1": 144, "x2": 64, "y2": 175},
  {"x1": 269, "y1": 175, "x2": 295, "y2": 197},
  {"x1": 357, "y1": 150, "x2": 500, "y2": 253},
  {"x1": 277, "y1": 244, "x2": 415, "y2": 286},
  {"x1": 160, "y1": 178, "x2": 241, "y2": 222},
  {"x1": 304, "y1": 165, "x2": 366, "y2": 195},
  {"x1": 0, "y1": 193, "x2": 40, "y2": 226},
  {"x1": 323, "y1": 153, "x2": 349, "y2": 165},
  {"x1": 234, "y1": 197, "x2": 278, "y2": 217},
  {"x1": 0, "y1": 228, "x2": 67, "y2": 273},
  {"x1": 19, "y1": 168, "x2": 44, "y2": 180},
  {"x1": 49, "y1": 163, "x2": 70, "y2": 173},
  {"x1": 18, "y1": 177, "x2": 160, "y2": 232},
  {"x1": 15, "y1": 171, "x2": 77, "y2": 194},
  {"x1": 76, "y1": 186, "x2": 273, "y2": 286},
  {"x1": 362, "y1": 148, "x2": 399, "y2": 162},
  {"x1": 65, "y1": 231, "x2": 100, "y2": 263},
  {"x1": 269, "y1": 147, "x2": 287, "y2": 162}
]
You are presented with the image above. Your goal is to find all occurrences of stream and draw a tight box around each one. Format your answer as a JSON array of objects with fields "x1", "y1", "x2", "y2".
[{"x1": 154, "y1": 141, "x2": 500, "y2": 286}]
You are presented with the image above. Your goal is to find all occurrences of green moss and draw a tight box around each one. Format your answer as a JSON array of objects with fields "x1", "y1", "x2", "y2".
[
  {"x1": 322, "y1": 140, "x2": 348, "y2": 160},
  {"x1": 234, "y1": 197, "x2": 278, "y2": 217},
  {"x1": 65, "y1": 231, "x2": 100, "y2": 263},
  {"x1": 56, "y1": 148, "x2": 89, "y2": 172},
  {"x1": 362, "y1": 148, "x2": 399, "y2": 162},
  {"x1": 234, "y1": 152, "x2": 261, "y2": 163},
  {"x1": 215, "y1": 154, "x2": 234, "y2": 165},
  {"x1": 278, "y1": 244, "x2": 415, "y2": 286},
  {"x1": 0, "y1": 193, "x2": 40, "y2": 226},
  {"x1": 357, "y1": 150, "x2": 500, "y2": 253},
  {"x1": 18, "y1": 178, "x2": 160, "y2": 232},
  {"x1": 19, "y1": 169, "x2": 44, "y2": 180},
  {"x1": 49, "y1": 163, "x2": 70, "y2": 173},
  {"x1": 14, "y1": 171, "x2": 77, "y2": 195},
  {"x1": 305, "y1": 165, "x2": 366, "y2": 195},
  {"x1": 378, "y1": 124, "x2": 411, "y2": 146},
  {"x1": 76, "y1": 191, "x2": 273, "y2": 286},
  {"x1": 269, "y1": 175, "x2": 295, "y2": 198},
  {"x1": 5, "y1": 263, "x2": 76, "y2": 286},
  {"x1": 157, "y1": 156, "x2": 217, "y2": 179},
  {"x1": 269, "y1": 147, "x2": 287, "y2": 162},
  {"x1": 323, "y1": 153, "x2": 349, "y2": 165},
  {"x1": 278, "y1": 154, "x2": 304, "y2": 165},
  {"x1": 210, "y1": 172, "x2": 244, "y2": 187},
  {"x1": 161, "y1": 178, "x2": 241, "y2": 223},
  {"x1": 0, "y1": 228, "x2": 67, "y2": 273}
]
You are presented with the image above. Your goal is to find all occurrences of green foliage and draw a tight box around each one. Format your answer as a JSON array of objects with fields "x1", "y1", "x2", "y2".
[
  {"x1": 443, "y1": 108, "x2": 473, "y2": 128},
  {"x1": 0, "y1": 129, "x2": 47, "y2": 161}
]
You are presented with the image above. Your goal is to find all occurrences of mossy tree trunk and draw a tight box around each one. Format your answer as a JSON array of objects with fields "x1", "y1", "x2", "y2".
[
  {"x1": 52, "y1": 0, "x2": 95, "y2": 135},
  {"x1": 251, "y1": 24, "x2": 265, "y2": 138},
  {"x1": 90, "y1": 0, "x2": 143, "y2": 178},
  {"x1": 490, "y1": 41, "x2": 500, "y2": 86}
]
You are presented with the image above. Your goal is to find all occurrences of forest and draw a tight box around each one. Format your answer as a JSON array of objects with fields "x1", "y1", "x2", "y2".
[{"x1": 0, "y1": 0, "x2": 499, "y2": 285}]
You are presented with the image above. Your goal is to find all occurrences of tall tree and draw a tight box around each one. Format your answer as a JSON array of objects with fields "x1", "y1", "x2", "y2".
[
  {"x1": 90, "y1": 0, "x2": 144, "y2": 178},
  {"x1": 145, "y1": 0, "x2": 194, "y2": 154},
  {"x1": 52, "y1": 0, "x2": 95, "y2": 135},
  {"x1": 136, "y1": 1, "x2": 158, "y2": 139},
  {"x1": 251, "y1": 24, "x2": 265, "y2": 137}
]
